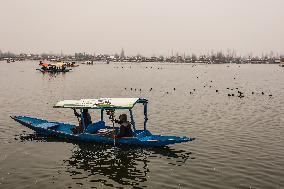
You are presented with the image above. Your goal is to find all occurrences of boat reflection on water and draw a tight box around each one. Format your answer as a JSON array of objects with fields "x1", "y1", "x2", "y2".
[
  {"x1": 39, "y1": 70, "x2": 68, "y2": 78},
  {"x1": 66, "y1": 143, "x2": 150, "y2": 186},
  {"x1": 17, "y1": 133, "x2": 194, "y2": 187}
]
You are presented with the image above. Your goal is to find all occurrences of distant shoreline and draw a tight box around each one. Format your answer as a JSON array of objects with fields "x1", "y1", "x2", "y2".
[
  {"x1": 0, "y1": 59, "x2": 281, "y2": 65},
  {"x1": 1, "y1": 51, "x2": 283, "y2": 64}
]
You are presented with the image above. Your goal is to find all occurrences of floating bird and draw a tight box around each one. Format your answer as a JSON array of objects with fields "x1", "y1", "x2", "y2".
[
  {"x1": 269, "y1": 94, "x2": 272, "y2": 97},
  {"x1": 232, "y1": 94, "x2": 235, "y2": 96},
  {"x1": 130, "y1": 88, "x2": 133, "y2": 91},
  {"x1": 125, "y1": 88, "x2": 127, "y2": 90},
  {"x1": 174, "y1": 88, "x2": 176, "y2": 90},
  {"x1": 228, "y1": 94, "x2": 231, "y2": 96},
  {"x1": 150, "y1": 88, "x2": 152, "y2": 91},
  {"x1": 252, "y1": 92, "x2": 254, "y2": 94},
  {"x1": 262, "y1": 92, "x2": 264, "y2": 95},
  {"x1": 193, "y1": 89, "x2": 196, "y2": 91},
  {"x1": 216, "y1": 90, "x2": 218, "y2": 92}
]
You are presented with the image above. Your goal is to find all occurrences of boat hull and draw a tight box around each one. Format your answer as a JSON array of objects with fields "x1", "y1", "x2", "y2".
[
  {"x1": 36, "y1": 69, "x2": 71, "y2": 73},
  {"x1": 11, "y1": 116, "x2": 194, "y2": 147}
]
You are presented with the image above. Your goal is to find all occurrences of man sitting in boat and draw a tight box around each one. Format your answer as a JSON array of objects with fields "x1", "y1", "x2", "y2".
[
  {"x1": 114, "y1": 114, "x2": 133, "y2": 138},
  {"x1": 71, "y1": 108, "x2": 92, "y2": 134}
]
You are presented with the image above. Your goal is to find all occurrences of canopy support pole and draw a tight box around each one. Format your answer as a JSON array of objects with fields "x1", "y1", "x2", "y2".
[
  {"x1": 100, "y1": 109, "x2": 104, "y2": 121},
  {"x1": 143, "y1": 102, "x2": 148, "y2": 130},
  {"x1": 110, "y1": 111, "x2": 116, "y2": 146},
  {"x1": 129, "y1": 109, "x2": 136, "y2": 132},
  {"x1": 80, "y1": 109, "x2": 86, "y2": 132}
]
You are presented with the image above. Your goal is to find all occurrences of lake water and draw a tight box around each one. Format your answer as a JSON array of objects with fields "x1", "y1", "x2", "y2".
[{"x1": 0, "y1": 61, "x2": 283, "y2": 189}]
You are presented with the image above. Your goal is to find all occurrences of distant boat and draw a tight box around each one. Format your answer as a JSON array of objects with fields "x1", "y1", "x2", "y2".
[
  {"x1": 11, "y1": 98, "x2": 194, "y2": 147},
  {"x1": 37, "y1": 62, "x2": 71, "y2": 73},
  {"x1": 85, "y1": 61, "x2": 94, "y2": 65},
  {"x1": 65, "y1": 61, "x2": 79, "y2": 67},
  {"x1": 279, "y1": 58, "x2": 284, "y2": 67}
]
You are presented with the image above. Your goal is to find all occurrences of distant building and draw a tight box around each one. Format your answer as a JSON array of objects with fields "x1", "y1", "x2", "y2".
[{"x1": 120, "y1": 48, "x2": 125, "y2": 58}]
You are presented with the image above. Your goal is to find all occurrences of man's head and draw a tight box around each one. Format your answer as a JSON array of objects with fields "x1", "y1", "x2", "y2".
[{"x1": 119, "y1": 114, "x2": 127, "y2": 122}]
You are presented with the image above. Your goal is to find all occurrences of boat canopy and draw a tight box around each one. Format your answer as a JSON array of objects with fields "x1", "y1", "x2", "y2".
[
  {"x1": 54, "y1": 98, "x2": 146, "y2": 109},
  {"x1": 49, "y1": 63, "x2": 66, "y2": 67},
  {"x1": 41, "y1": 63, "x2": 49, "y2": 67}
]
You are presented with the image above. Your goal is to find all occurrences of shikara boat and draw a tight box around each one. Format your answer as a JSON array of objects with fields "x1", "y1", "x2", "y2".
[
  {"x1": 37, "y1": 62, "x2": 71, "y2": 73},
  {"x1": 11, "y1": 98, "x2": 194, "y2": 147}
]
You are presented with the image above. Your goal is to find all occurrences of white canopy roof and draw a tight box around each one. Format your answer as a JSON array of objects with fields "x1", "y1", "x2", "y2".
[{"x1": 54, "y1": 98, "x2": 140, "y2": 109}]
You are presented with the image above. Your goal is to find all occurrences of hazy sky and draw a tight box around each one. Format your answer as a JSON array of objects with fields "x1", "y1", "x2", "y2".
[{"x1": 0, "y1": 0, "x2": 283, "y2": 56}]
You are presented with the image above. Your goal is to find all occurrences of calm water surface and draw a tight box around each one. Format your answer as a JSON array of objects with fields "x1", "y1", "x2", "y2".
[{"x1": 0, "y1": 61, "x2": 283, "y2": 189}]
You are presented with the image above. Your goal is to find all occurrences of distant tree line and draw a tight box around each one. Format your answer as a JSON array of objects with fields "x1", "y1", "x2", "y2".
[
  {"x1": 0, "y1": 50, "x2": 16, "y2": 58},
  {"x1": 0, "y1": 49, "x2": 282, "y2": 64}
]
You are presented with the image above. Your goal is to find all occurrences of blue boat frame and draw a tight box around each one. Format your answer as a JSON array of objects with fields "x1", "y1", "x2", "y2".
[{"x1": 11, "y1": 98, "x2": 195, "y2": 147}]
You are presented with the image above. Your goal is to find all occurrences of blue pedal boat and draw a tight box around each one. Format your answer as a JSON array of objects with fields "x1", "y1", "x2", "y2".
[{"x1": 11, "y1": 98, "x2": 195, "y2": 147}]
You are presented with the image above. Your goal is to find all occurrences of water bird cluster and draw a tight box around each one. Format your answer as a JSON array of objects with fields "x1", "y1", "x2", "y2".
[
  {"x1": 113, "y1": 66, "x2": 163, "y2": 70},
  {"x1": 123, "y1": 83, "x2": 273, "y2": 100},
  {"x1": 121, "y1": 68, "x2": 273, "y2": 99},
  {"x1": 224, "y1": 88, "x2": 272, "y2": 98}
]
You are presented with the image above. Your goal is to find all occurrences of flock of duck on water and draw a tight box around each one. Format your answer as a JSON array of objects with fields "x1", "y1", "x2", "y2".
[
  {"x1": 122, "y1": 86, "x2": 273, "y2": 99},
  {"x1": 121, "y1": 73, "x2": 272, "y2": 99}
]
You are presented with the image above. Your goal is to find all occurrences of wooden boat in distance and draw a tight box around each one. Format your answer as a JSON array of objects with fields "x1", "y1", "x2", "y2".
[
  {"x1": 37, "y1": 62, "x2": 71, "y2": 73},
  {"x1": 65, "y1": 61, "x2": 79, "y2": 67},
  {"x1": 11, "y1": 98, "x2": 194, "y2": 147}
]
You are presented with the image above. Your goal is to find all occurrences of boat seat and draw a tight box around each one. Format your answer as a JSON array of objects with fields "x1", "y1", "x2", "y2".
[
  {"x1": 37, "y1": 122, "x2": 59, "y2": 130},
  {"x1": 86, "y1": 121, "x2": 106, "y2": 134}
]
